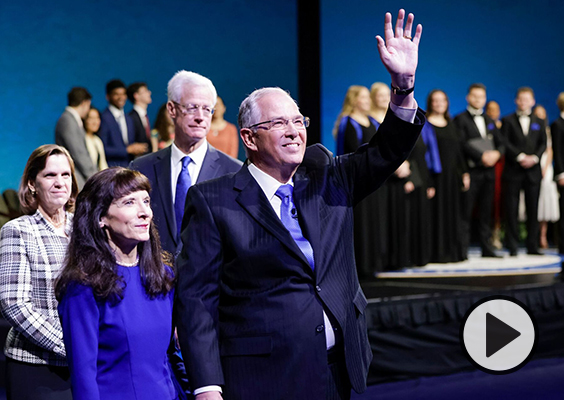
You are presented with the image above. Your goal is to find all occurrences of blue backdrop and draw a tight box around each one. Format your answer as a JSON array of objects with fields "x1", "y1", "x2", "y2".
[
  {"x1": 0, "y1": 0, "x2": 297, "y2": 191},
  {"x1": 321, "y1": 0, "x2": 564, "y2": 153},
  {"x1": 2, "y1": 0, "x2": 563, "y2": 190}
]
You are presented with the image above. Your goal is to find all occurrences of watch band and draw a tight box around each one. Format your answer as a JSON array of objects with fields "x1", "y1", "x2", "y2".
[{"x1": 391, "y1": 84, "x2": 414, "y2": 95}]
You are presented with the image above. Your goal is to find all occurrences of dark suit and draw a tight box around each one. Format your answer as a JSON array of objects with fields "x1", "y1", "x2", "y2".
[
  {"x1": 98, "y1": 107, "x2": 135, "y2": 167},
  {"x1": 129, "y1": 144, "x2": 242, "y2": 257},
  {"x1": 551, "y1": 116, "x2": 564, "y2": 252},
  {"x1": 129, "y1": 109, "x2": 152, "y2": 155},
  {"x1": 454, "y1": 110, "x2": 505, "y2": 254},
  {"x1": 175, "y1": 109, "x2": 424, "y2": 399},
  {"x1": 501, "y1": 113, "x2": 547, "y2": 253},
  {"x1": 54, "y1": 109, "x2": 98, "y2": 189}
]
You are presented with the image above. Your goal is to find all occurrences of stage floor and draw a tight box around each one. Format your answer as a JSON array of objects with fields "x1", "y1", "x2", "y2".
[{"x1": 362, "y1": 248, "x2": 564, "y2": 300}]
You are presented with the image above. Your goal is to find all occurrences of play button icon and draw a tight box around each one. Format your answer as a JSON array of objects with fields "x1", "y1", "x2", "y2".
[
  {"x1": 460, "y1": 295, "x2": 538, "y2": 374},
  {"x1": 486, "y1": 312, "x2": 520, "y2": 357}
]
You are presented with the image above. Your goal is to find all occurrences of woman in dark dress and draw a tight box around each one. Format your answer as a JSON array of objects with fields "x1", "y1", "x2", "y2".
[
  {"x1": 427, "y1": 89, "x2": 469, "y2": 262},
  {"x1": 334, "y1": 85, "x2": 387, "y2": 278}
]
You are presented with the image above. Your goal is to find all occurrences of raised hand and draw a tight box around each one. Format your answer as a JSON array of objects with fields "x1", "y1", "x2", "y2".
[{"x1": 376, "y1": 9, "x2": 422, "y2": 90}]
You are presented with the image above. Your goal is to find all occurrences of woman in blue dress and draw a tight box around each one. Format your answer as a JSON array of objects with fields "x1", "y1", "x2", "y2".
[{"x1": 55, "y1": 167, "x2": 185, "y2": 400}]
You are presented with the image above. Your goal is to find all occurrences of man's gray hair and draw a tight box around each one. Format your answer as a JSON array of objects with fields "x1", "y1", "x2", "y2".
[
  {"x1": 167, "y1": 70, "x2": 217, "y2": 105},
  {"x1": 238, "y1": 87, "x2": 296, "y2": 130}
]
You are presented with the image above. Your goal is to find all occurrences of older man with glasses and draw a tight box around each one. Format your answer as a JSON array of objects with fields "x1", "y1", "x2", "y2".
[
  {"x1": 175, "y1": 9, "x2": 424, "y2": 400},
  {"x1": 130, "y1": 71, "x2": 242, "y2": 257}
]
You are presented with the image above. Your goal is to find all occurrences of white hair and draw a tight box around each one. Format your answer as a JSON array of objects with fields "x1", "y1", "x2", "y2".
[
  {"x1": 238, "y1": 87, "x2": 297, "y2": 129},
  {"x1": 167, "y1": 70, "x2": 217, "y2": 105}
]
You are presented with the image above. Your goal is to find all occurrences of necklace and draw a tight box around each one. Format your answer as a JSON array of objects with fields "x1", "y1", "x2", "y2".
[
  {"x1": 117, "y1": 256, "x2": 139, "y2": 267},
  {"x1": 45, "y1": 212, "x2": 66, "y2": 229}
]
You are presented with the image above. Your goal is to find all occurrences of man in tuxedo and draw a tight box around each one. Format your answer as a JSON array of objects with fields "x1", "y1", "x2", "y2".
[
  {"x1": 552, "y1": 92, "x2": 564, "y2": 253},
  {"x1": 127, "y1": 82, "x2": 153, "y2": 154},
  {"x1": 98, "y1": 79, "x2": 148, "y2": 167},
  {"x1": 454, "y1": 83, "x2": 505, "y2": 258},
  {"x1": 55, "y1": 87, "x2": 98, "y2": 189},
  {"x1": 175, "y1": 10, "x2": 423, "y2": 400},
  {"x1": 502, "y1": 87, "x2": 546, "y2": 255},
  {"x1": 129, "y1": 71, "x2": 241, "y2": 257}
]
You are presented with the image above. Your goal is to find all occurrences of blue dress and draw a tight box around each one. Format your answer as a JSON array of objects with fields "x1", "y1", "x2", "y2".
[{"x1": 58, "y1": 265, "x2": 178, "y2": 400}]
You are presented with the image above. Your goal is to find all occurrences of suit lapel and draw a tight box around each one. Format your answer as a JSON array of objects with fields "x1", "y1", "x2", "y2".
[
  {"x1": 465, "y1": 111, "x2": 483, "y2": 139},
  {"x1": 197, "y1": 145, "x2": 220, "y2": 183},
  {"x1": 234, "y1": 167, "x2": 312, "y2": 271},
  {"x1": 154, "y1": 147, "x2": 177, "y2": 246},
  {"x1": 293, "y1": 172, "x2": 321, "y2": 274}
]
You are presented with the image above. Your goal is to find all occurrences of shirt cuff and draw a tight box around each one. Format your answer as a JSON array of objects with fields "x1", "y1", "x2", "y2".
[
  {"x1": 556, "y1": 173, "x2": 564, "y2": 181},
  {"x1": 194, "y1": 385, "x2": 223, "y2": 396},
  {"x1": 389, "y1": 102, "x2": 417, "y2": 124},
  {"x1": 516, "y1": 153, "x2": 526, "y2": 162},
  {"x1": 532, "y1": 155, "x2": 539, "y2": 164}
]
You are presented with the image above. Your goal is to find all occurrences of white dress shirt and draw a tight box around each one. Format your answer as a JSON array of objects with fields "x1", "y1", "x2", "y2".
[
  {"x1": 109, "y1": 104, "x2": 129, "y2": 145},
  {"x1": 170, "y1": 140, "x2": 208, "y2": 205},
  {"x1": 467, "y1": 106, "x2": 487, "y2": 138},
  {"x1": 133, "y1": 104, "x2": 149, "y2": 130}
]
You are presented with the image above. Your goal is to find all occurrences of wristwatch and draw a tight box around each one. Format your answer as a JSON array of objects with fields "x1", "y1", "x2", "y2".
[{"x1": 391, "y1": 84, "x2": 414, "y2": 95}]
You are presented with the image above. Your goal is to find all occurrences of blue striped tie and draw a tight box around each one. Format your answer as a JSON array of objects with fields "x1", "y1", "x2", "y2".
[
  {"x1": 275, "y1": 184, "x2": 315, "y2": 270},
  {"x1": 175, "y1": 156, "x2": 192, "y2": 238}
]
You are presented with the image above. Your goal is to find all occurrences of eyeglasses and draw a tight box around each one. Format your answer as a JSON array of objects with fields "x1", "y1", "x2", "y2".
[
  {"x1": 247, "y1": 116, "x2": 310, "y2": 131},
  {"x1": 172, "y1": 101, "x2": 215, "y2": 116}
]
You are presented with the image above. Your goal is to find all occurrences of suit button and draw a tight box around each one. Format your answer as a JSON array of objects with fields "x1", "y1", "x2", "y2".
[
  {"x1": 316, "y1": 285, "x2": 321, "y2": 292},
  {"x1": 316, "y1": 324, "x2": 324, "y2": 333}
]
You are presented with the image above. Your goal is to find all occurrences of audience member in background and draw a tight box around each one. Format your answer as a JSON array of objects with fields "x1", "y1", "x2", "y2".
[
  {"x1": 99, "y1": 79, "x2": 147, "y2": 167},
  {"x1": 334, "y1": 85, "x2": 387, "y2": 277},
  {"x1": 55, "y1": 86, "x2": 98, "y2": 189},
  {"x1": 454, "y1": 83, "x2": 504, "y2": 258},
  {"x1": 208, "y1": 96, "x2": 239, "y2": 159},
  {"x1": 56, "y1": 168, "x2": 187, "y2": 400},
  {"x1": 534, "y1": 105, "x2": 559, "y2": 248},
  {"x1": 501, "y1": 87, "x2": 546, "y2": 256},
  {"x1": 486, "y1": 100, "x2": 502, "y2": 129},
  {"x1": 128, "y1": 82, "x2": 155, "y2": 154},
  {"x1": 369, "y1": 82, "x2": 391, "y2": 123},
  {"x1": 426, "y1": 89, "x2": 468, "y2": 262},
  {"x1": 130, "y1": 71, "x2": 241, "y2": 257},
  {"x1": 83, "y1": 107, "x2": 109, "y2": 171},
  {"x1": 153, "y1": 103, "x2": 176, "y2": 149},
  {"x1": 0, "y1": 145, "x2": 78, "y2": 400},
  {"x1": 485, "y1": 100, "x2": 505, "y2": 250},
  {"x1": 552, "y1": 92, "x2": 564, "y2": 253}
]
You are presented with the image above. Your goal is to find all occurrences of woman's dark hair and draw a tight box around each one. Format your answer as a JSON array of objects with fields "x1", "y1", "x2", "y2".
[
  {"x1": 55, "y1": 167, "x2": 173, "y2": 301},
  {"x1": 154, "y1": 103, "x2": 173, "y2": 142},
  {"x1": 18, "y1": 144, "x2": 79, "y2": 215},
  {"x1": 426, "y1": 89, "x2": 451, "y2": 121}
]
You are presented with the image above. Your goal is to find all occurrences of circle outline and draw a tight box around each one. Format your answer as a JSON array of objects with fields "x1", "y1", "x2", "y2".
[{"x1": 459, "y1": 294, "x2": 539, "y2": 375}]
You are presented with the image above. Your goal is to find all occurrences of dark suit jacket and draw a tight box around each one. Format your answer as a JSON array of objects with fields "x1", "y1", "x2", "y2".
[
  {"x1": 454, "y1": 110, "x2": 505, "y2": 178},
  {"x1": 98, "y1": 107, "x2": 136, "y2": 167},
  {"x1": 129, "y1": 144, "x2": 242, "y2": 256},
  {"x1": 551, "y1": 117, "x2": 564, "y2": 178},
  {"x1": 501, "y1": 113, "x2": 546, "y2": 183},
  {"x1": 54, "y1": 109, "x2": 98, "y2": 189},
  {"x1": 129, "y1": 109, "x2": 152, "y2": 155},
  {"x1": 175, "y1": 109, "x2": 424, "y2": 399}
]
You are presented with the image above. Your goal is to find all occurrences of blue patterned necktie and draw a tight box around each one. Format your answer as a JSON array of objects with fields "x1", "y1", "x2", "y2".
[
  {"x1": 275, "y1": 184, "x2": 315, "y2": 270},
  {"x1": 175, "y1": 156, "x2": 192, "y2": 238}
]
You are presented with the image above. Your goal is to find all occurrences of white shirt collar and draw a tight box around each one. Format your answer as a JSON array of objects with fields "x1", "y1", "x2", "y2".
[
  {"x1": 467, "y1": 106, "x2": 484, "y2": 116},
  {"x1": 108, "y1": 104, "x2": 124, "y2": 119},
  {"x1": 133, "y1": 104, "x2": 147, "y2": 118},
  {"x1": 171, "y1": 139, "x2": 208, "y2": 167},
  {"x1": 65, "y1": 106, "x2": 83, "y2": 128},
  {"x1": 248, "y1": 163, "x2": 293, "y2": 202},
  {"x1": 561, "y1": 111, "x2": 564, "y2": 120}
]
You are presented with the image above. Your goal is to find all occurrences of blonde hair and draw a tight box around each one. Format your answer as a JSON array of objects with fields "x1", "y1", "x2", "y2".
[
  {"x1": 332, "y1": 85, "x2": 368, "y2": 139},
  {"x1": 370, "y1": 82, "x2": 390, "y2": 113},
  {"x1": 557, "y1": 92, "x2": 564, "y2": 112}
]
